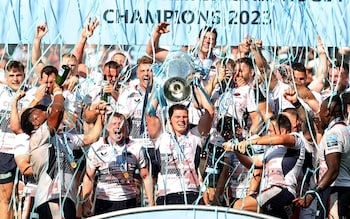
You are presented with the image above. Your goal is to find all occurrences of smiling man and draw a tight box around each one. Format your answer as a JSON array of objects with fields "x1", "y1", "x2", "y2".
[
  {"x1": 0, "y1": 60, "x2": 25, "y2": 219},
  {"x1": 117, "y1": 56, "x2": 154, "y2": 141},
  {"x1": 81, "y1": 112, "x2": 153, "y2": 217},
  {"x1": 146, "y1": 85, "x2": 214, "y2": 205}
]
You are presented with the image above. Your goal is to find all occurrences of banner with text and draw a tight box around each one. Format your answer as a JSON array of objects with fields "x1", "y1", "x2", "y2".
[{"x1": 0, "y1": 0, "x2": 349, "y2": 46}]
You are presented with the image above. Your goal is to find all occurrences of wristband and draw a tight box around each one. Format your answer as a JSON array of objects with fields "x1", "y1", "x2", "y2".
[
  {"x1": 53, "y1": 91, "x2": 63, "y2": 96},
  {"x1": 293, "y1": 100, "x2": 301, "y2": 108}
]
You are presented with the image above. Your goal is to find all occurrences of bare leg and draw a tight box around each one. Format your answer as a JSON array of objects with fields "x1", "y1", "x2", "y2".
[
  {"x1": 233, "y1": 195, "x2": 258, "y2": 212},
  {"x1": 0, "y1": 181, "x2": 14, "y2": 219}
]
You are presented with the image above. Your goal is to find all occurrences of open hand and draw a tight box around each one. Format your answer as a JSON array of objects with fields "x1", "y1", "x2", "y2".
[{"x1": 83, "y1": 17, "x2": 99, "y2": 38}]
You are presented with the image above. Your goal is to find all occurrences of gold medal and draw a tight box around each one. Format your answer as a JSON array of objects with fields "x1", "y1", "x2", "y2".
[
  {"x1": 123, "y1": 172, "x2": 129, "y2": 179},
  {"x1": 70, "y1": 161, "x2": 77, "y2": 169}
]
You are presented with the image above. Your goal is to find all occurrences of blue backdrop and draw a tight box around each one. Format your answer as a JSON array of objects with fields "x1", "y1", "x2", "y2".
[{"x1": 0, "y1": 0, "x2": 349, "y2": 46}]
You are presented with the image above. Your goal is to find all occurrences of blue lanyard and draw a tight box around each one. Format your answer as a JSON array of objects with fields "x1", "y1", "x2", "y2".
[
  {"x1": 108, "y1": 137, "x2": 128, "y2": 172},
  {"x1": 326, "y1": 117, "x2": 346, "y2": 131}
]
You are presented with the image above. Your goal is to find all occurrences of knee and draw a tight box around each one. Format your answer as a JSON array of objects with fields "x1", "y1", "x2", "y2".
[{"x1": 0, "y1": 184, "x2": 14, "y2": 203}]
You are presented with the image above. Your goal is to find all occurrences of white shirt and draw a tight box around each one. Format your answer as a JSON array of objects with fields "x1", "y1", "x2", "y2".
[
  {"x1": 261, "y1": 133, "x2": 305, "y2": 196},
  {"x1": 0, "y1": 84, "x2": 18, "y2": 153},
  {"x1": 87, "y1": 138, "x2": 147, "y2": 201},
  {"x1": 155, "y1": 127, "x2": 204, "y2": 197},
  {"x1": 318, "y1": 119, "x2": 350, "y2": 187}
]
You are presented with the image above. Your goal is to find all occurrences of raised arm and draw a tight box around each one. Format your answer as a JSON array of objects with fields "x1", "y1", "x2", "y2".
[
  {"x1": 74, "y1": 17, "x2": 99, "y2": 64},
  {"x1": 32, "y1": 22, "x2": 48, "y2": 74},
  {"x1": 146, "y1": 90, "x2": 162, "y2": 139},
  {"x1": 47, "y1": 84, "x2": 64, "y2": 136},
  {"x1": 195, "y1": 86, "x2": 214, "y2": 136},
  {"x1": 295, "y1": 84, "x2": 320, "y2": 113},
  {"x1": 204, "y1": 63, "x2": 226, "y2": 97},
  {"x1": 283, "y1": 88, "x2": 308, "y2": 123},
  {"x1": 82, "y1": 102, "x2": 106, "y2": 146},
  {"x1": 10, "y1": 90, "x2": 25, "y2": 134},
  {"x1": 308, "y1": 36, "x2": 328, "y2": 93},
  {"x1": 250, "y1": 38, "x2": 268, "y2": 73},
  {"x1": 146, "y1": 22, "x2": 170, "y2": 62}
]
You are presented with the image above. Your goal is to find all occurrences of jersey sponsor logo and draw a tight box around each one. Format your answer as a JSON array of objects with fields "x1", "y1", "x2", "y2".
[{"x1": 326, "y1": 134, "x2": 338, "y2": 148}]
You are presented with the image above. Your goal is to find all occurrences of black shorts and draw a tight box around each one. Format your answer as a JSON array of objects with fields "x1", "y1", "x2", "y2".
[
  {"x1": 329, "y1": 186, "x2": 350, "y2": 218},
  {"x1": 0, "y1": 152, "x2": 17, "y2": 184},
  {"x1": 258, "y1": 186, "x2": 295, "y2": 219},
  {"x1": 35, "y1": 198, "x2": 76, "y2": 219},
  {"x1": 156, "y1": 192, "x2": 200, "y2": 205},
  {"x1": 95, "y1": 198, "x2": 137, "y2": 215}
]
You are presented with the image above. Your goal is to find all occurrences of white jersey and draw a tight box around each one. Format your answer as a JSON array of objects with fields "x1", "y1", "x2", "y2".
[
  {"x1": 29, "y1": 123, "x2": 84, "y2": 207},
  {"x1": 231, "y1": 134, "x2": 264, "y2": 198},
  {"x1": 0, "y1": 84, "x2": 19, "y2": 154},
  {"x1": 214, "y1": 85, "x2": 256, "y2": 128},
  {"x1": 261, "y1": 133, "x2": 305, "y2": 196},
  {"x1": 13, "y1": 133, "x2": 37, "y2": 197},
  {"x1": 75, "y1": 77, "x2": 102, "y2": 106},
  {"x1": 269, "y1": 80, "x2": 294, "y2": 113},
  {"x1": 318, "y1": 119, "x2": 350, "y2": 187},
  {"x1": 117, "y1": 83, "x2": 151, "y2": 140},
  {"x1": 192, "y1": 51, "x2": 218, "y2": 87},
  {"x1": 87, "y1": 138, "x2": 147, "y2": 201},
  {"x1": 155, "y1": 127, "x2": 203, "y2": 197}
]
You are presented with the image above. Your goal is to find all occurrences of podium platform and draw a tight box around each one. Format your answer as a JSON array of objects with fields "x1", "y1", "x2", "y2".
[{"x1": 88, "y1": 205, "x2": 278, "y2": 219}]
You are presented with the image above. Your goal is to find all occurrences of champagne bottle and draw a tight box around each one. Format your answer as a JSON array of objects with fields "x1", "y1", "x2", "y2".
[
  {"x1": 101, "y1": 75, "x2": 110, "y2": 102},
  {"x1": 56, "y1": 65, "x2": 71, "y2": 86}
]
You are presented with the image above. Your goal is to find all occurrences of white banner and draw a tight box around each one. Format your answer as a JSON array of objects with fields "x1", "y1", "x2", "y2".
[{"x1": 0, "y1": 0, "x2": 348, "y2": 46}]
